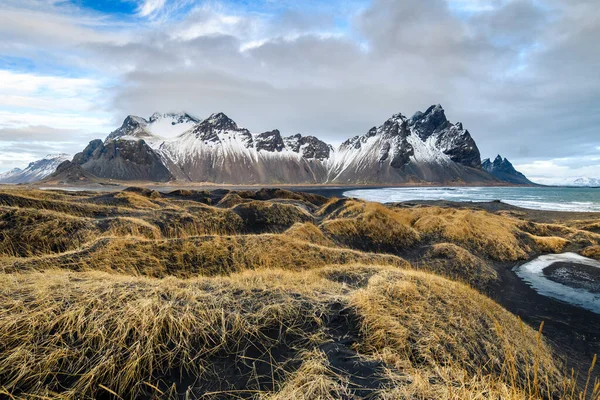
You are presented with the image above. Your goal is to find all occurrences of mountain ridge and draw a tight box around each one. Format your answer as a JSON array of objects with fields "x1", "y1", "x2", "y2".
[
  {"x1": 2, "y1": 106, "x2": 534, "y2": 186},
  {"x1": 482, "y1": 155, "x2": 534, "y2": 185},
  {"x1": 0, "y1": 154, "x2": 70, "y2": 184}
]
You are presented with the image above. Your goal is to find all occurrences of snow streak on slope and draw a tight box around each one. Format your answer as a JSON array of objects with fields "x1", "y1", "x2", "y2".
[
  {"x1": 71, "y1": 105, "x2": 500, "y2": 184},
  {"x1": 0, "y1": 154, "x2": 70, "y2": 184}
]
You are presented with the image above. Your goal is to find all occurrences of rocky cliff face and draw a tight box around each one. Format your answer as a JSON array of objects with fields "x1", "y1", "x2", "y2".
[
  {"x1": 38, "y1": 105, "x2": 522, "y2": 185},
  {"x1": 73, "y1": 139, "x2": 172, "y2": 182},
  {"x1": 327, "y1": 105, "x2": 491, "y2": 184},
  {"x1": 481, "y1": 155, "x2": 533, "y2": 185}
]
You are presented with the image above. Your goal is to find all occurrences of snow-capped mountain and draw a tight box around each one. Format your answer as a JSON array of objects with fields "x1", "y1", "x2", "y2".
[
  {"x1": 534, "y1": 177, "x2": 600, "y2": 187},
  {"x1": 0, "y1": 154, "x2": 70, "y2": 184},
  {"x1": 67, "y1": 105, "x2": 519, "y2": 184},
  {"x1": 327, "y1": 104, "x2": 490, "y2": 183},
  {"x1": 571, "y1": 177, "x2": 600, "y2": 187},
  {"x1": 156, "y1": 113, "x2": 332, "y2": 183},
  {"x1": 482, "y1": 155, "x2": 533, "y2": 185}
]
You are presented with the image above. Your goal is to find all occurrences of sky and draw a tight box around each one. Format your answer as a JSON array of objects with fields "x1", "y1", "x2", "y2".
[{"x1": 0, "y1": 0, "x2": 598, "y2": 184}]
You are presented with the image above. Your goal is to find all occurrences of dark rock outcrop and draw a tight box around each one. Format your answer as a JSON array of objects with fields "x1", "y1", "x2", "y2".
[
  {"x1": 44, "y1": 160, "x2": 99, "y2": 184},
  {"x1": 73, "y1": 139, "x2": 172, "y2": 182},
  {"x1": 256, "y1": 130, "x2": 285, "y2": 152},
  {"x1": 482, "y1": 155, "x2": 533, "y2": 185},
  {"x1": 283, "y1": 134, "x2": 332, "y2": 160}
]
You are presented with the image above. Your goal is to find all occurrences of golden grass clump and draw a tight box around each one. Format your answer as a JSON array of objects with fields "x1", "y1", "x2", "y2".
[
  {"x1": 320, "y1": 201, "x2": 421, "y2": 253},
  {"x1": 101, "y1": 216, "x2": 163, "y2": 239},
  {"x1": 0, "y1": 269, "x2": 342, "y2": 399},
  {"x1": 283, "y1": 222, "x2": 336, "y2": 247},
  {"x1": 581, "y1": 245, "x2": 600, "y2": 260},
  {"x1": 244, "y1": 187, "x2": 329, "y2": 206},
  {"x1": 265, "y1": 350, "x2": 352, "y2": 400},
  {"x1": 216, "y1": 192, "x2": 251, "y2": 208},
  {"x1": 350, "y1": 268, "x2": 566, "y2": 397},
  {"x1": 0, "y1": 207, "x2": 98, "y2": 257},
  {"x1": 91, "y1": 191, "x2": 161, "y2": 210},
  {"x1": 529, "y1": 234, "x2": 570, "y2": 253},
  {"x1": 391, "y1": 206, "x2": 531, "y2": 261},
  {"x1": 233, "y1": 201, "x2": 314, "y2": 232},
  {"x1": 421, "y1": 242, "x2": 499, "y2": 290},
  {"x1": 4, "y1": 234, "x2": 407, "y2": 277},
  {"x1": 156, "y1": 205, "x2": 245, "y2": 237}
]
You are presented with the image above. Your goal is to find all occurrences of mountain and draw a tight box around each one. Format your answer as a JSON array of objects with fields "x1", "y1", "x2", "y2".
[
  {"x1": 43, "y1": 160, "x2": 102, "y2": 185},
  {"x1": 481, "y1": 155, "x2": 533, "y2": 185},
  {"x1": 73, "y1": 138, "x2": 172, "y2": 182},
  {"x1": 328, "y1": 104, "x2": 491, "y2": 184},
  {"x1": 66, "y1": 105, "x2": 519, "y2": 185},
  {"x1": 0, "y1": 154, "x2": 70, "y2": 184},
  {"x1": 570, "y1": 177, "x2": 600, "y2": 187},
  {"x1": 158, "y1": 113, "x2": 332, "y2": 184},
  {"x1": 537, "y1": 177, "x2": 600, "y2": 187}
]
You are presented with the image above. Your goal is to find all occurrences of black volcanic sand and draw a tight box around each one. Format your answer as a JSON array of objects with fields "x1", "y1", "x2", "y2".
[
  {"x1": 543, "y1": 262, "x2": 600, "y2": 294},
  {"x1": 491, "y1": 261, "x2": 600, "y2": 386}
]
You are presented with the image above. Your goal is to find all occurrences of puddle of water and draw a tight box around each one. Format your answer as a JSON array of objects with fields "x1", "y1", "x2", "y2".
[{"x1": 514, "y1": 253, "x2": 600, "y2": 314}]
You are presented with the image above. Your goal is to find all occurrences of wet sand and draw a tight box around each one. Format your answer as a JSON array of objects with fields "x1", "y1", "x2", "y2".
[{"x1": 544, "y1": 262, "x2": 600, "y2": 294}]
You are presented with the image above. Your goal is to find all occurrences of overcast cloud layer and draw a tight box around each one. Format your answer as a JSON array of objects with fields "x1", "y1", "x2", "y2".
[{"x1": 0, "y1": 0, "x2": 598, "y2": 183}]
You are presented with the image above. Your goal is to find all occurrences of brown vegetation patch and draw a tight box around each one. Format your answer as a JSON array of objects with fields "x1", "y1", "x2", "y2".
[
  {"x1": 351, "y1": 268, "x2": 567, "y2": 397},
  {"x1": 420, "y1": 242, "x2": 498, "y2": 290},
  {"x1": 4, "y1": 235, "x2": 406, "y2": 277},
  {"x1": 320, "y1": 202, "x2": 421, "y2": 253},
  {"x1": 233, "y1": 201, "x2": 314, "y2": 232},
  {"x1": 0, "y1": 207, "x2": 98, "y2": 257},
  {"x1": 0, "y1": 266, "x2": 581, "y2": 400},
  {"x1": 581, "y1": 245, "x2": 600, "y2": 261}
]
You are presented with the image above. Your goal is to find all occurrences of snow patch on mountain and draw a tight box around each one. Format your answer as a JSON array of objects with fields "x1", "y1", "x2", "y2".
[{"x1": 0, "y1": 154, "x2": 71, "y2": 184}]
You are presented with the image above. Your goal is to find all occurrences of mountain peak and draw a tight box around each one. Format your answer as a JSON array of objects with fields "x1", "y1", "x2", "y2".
[
  {"x1": 255, "y1": 129, "x2": 284, "y2": 152},
  {"x1": 409, "y1": 104, "x2": 449, "y2": 139},
  {"x1": 482, "y1": 155, "x2": 532, "y2": 185},
  {"x1": 206, "y1": 112, "x2": 238, "y2": 130},
  {"x1": 148, "y1": 112, "x2": 200, "y2": 124}
]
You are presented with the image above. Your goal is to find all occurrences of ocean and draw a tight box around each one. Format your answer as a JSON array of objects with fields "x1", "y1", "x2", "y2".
[{"x1": 343, "y1": 186, "x2": 600, "y2": 212}]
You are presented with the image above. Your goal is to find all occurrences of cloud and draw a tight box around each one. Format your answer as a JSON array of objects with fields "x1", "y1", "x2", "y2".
[
  {"x1": 0, "y1": 0, "x2": 598, "y2": 178},
  {"x1": 137, "y1": 0, "x2": 167, "y2": 17},
  {"x1": 0, "y1": 125, "x2": 101, "y2": 170},
  {"x1": 516, "y1": 156, "x2": 600, "y2": 185}
]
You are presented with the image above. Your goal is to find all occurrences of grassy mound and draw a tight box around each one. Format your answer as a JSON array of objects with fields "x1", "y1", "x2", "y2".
[
  {"x1": 0, "y1": 266, "x2": 578, "y2": 399},
  {"x1": 320, "y1": 201, "x2": 421, "y2": 253},
  {"x1": 350, "y1": 268, "x2": 565, "y2": 398},
  {"x1": 5, "y1": 234, "x2": 406, "y2": 277},
  {"x1": 0, "y1": 207, "x2": 98, "y2": 257},
  {"x1": 421, "y1": 242, "x2": 498, "y2": 290},
  {"x1": 233, "y1": 201, "x2": 314, "y2": 232},
  {"x1": 581, "y1": 245, "x2": 600, "y2": 260}
]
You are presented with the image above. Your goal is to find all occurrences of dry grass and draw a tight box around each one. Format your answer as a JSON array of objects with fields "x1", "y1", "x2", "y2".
[
  {"x1": 581, "y1": 245, "x2": 600, "y2": 260},
  {"x1": 350, "y1": 268, "x2": 567, "y2": 397},
  {"x1": 420, "y1": 242, "x2": 498, "y2": 290},
  {"x1": 284, "y1": 222, "x2": 336, "y2": 247},
  {"x1": 3, "y1": 234, "x2": 406, "y2": 277},
  {"x1": 233, "y1": 201, "x2": 314, "y2": 232},
  {"x1": 320, "y1": 201, "x2": 421, "y2": 253},
  {"x1": 0, "y1": 207, "x2": 99, "y2": 257},
  {"x1": 0, "y1": 265, "x2": 588, "y2": 399},
  {"x1": 393, "y1": 206, "x2": 531, "y2": 261},
  {"x1": 0, "y1": 189, "x2": 597, "y2": 399},
  {"x1": 529, "y1": 234, "x2": 570, "y2": 253}
]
